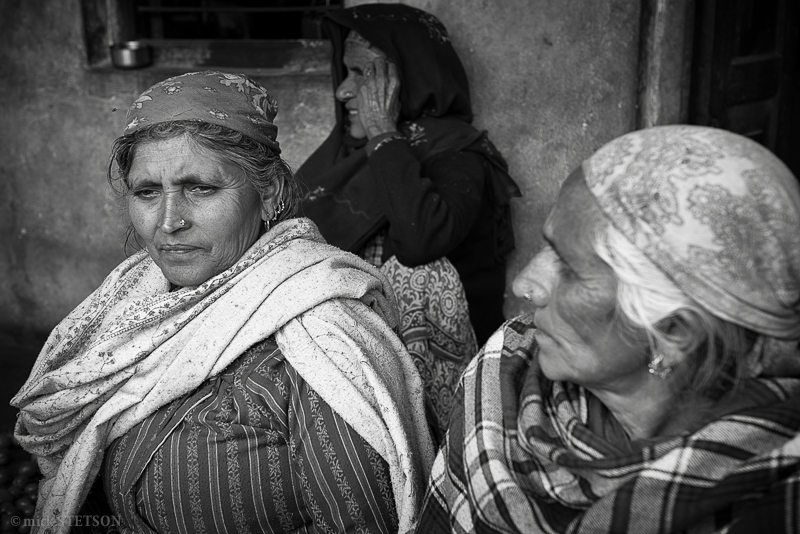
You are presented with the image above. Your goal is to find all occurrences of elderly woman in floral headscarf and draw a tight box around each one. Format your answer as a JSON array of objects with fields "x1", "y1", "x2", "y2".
[
  {"x1": 11, "y1": 71, "x2": 434, "y2": 534},
  {"x1": 417, "y1": 125, "x2": 800, "y2": 533},
  {"x1": 298, "y1": 4, "x2": 521, "y2": 444}
]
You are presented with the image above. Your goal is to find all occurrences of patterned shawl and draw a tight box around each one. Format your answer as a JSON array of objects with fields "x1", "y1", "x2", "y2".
[
  {"x1": 12, "y1": 218, "x2": 434, "y2": 534},
  {"x1": 418, "y1": 316, "x2": 800, "y2": 533},
  {"x1": 380, "y1": 256, "x2": 478, "y2": 444}
]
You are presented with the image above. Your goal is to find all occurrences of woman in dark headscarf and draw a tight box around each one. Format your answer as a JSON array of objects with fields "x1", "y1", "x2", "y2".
[{"x1": 298, "y1": 4, "x2": 521, "y2": 442}]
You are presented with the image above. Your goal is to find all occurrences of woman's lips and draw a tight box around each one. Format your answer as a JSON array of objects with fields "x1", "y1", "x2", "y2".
[
  {"x1": 159, "y1": 244, "x2": 201, "y2": 258},
  {"x1": 161, "y1": 244, "x2": 198, "y2": 252}
]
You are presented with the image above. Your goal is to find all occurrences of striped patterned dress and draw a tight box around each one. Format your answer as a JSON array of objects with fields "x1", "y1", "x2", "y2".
[{"x1": 101, "y1": 337, "x2": 398, "y2": 534}]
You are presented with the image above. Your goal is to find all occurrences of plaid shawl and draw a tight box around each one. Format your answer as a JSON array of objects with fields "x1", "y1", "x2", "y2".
[{"x1": 417, "y1": 315, "x2": 800, "y2": 533}]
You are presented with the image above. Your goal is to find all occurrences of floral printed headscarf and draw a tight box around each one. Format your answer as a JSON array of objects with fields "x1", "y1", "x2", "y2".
[
  {"x1": 583, "y1": 125, "x2": 800, "y2": 340},
  {"x1": 124, "y1": 70, "x2": 281, "y2": 153}
]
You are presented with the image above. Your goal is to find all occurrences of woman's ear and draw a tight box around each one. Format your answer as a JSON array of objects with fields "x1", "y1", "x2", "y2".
[
  {"x1": 260, "y1": 199, "x2": 272, "y2": 222},
  {"x1": 654, "y1": 310, "x2": 707, "y2": 368},
  {"x1": 259, "y1": 179, "x2": 284, "y2": 221}
]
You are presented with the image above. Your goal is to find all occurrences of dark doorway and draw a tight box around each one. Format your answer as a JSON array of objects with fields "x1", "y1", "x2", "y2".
[{"x1": 689, "y1": 0, "x2": 800, "y2": 178}]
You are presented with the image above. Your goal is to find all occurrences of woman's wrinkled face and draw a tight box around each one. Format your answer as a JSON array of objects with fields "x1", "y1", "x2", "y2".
[
  {"x1": 512, "y1": 170, "x2": 649, "y2": 393},
  {"x1": 335, "y1": 32, "x2": 388, "y2": 139},
  {"x1": 127, "y1": 135, "x2": 265, "y2": 288}
]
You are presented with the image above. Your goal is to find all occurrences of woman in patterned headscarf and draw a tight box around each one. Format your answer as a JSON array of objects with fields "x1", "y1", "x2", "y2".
[
  {"x1": 417, "y1": 125, "x2": 800, "y2": 533},
  {"x1": 298, "y1": 4, "x2": 521, "y2": 444},
  {"x1": 11, "y1": 71, "x2": 434, "y2": 534}
]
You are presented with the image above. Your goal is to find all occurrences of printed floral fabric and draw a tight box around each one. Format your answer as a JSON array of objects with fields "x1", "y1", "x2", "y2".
[
  {"x1": 417, "y1": 316, "x2": 800, "y2": 534},
  {"x1": 380, "y1": 257, "x2": 478, "y2": 445},
  {"x1": 11, "y1": 218, "x2": 434, "y2": 534},
  {"x1": 583, "y1": 125, "x2": 800, "y2": 340},
  {"x1": 124, "y1": 71, "x2": 281, "y2": 153}
]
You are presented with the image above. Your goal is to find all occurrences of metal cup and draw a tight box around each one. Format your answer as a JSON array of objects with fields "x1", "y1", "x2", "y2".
[{"x1": 110, "y1": 41, "x2": 152, "y2": 69}]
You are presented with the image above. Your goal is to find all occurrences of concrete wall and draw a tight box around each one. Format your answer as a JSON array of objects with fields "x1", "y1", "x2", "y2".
[
  {"x1": 0, "y1": 1, "x2": 336, "y2": 340},
  {"x1": 0, "y1": 0, "x2": 641, "y2": 340},
  {"x1": 380, "y1": 0, "x2": 642, "y2": 317}
]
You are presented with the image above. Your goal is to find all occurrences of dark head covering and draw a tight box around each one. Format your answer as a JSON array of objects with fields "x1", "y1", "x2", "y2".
[
  {"x1": 298, "y1": 4, "x2": 520, "y2": 254},
  {"x1": 124, "y1": 70, "x2": 281, "y2": 153},
  {"x1": 324, "y1": 3, "x2": 472, "y2": 126}
]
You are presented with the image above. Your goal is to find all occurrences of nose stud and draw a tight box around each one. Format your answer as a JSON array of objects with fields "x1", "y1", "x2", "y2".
[
  {"x1": 179, "y1": 219, "x2": 186, "y2": 227},
  {"x1": 342, "y1": 91, "x2": 355, "y2": 98}
]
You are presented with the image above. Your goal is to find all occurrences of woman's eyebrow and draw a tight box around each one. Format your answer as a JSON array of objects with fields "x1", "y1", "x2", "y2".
[
  {"x1": 542, "y1": 234, "x2": 573, "y2": 265},
  {"x1": 127, "y1": 176, "x2": 160, "y2": 188},
  {"x1": 129, "y1": 174, "x2": 217, "y2": 187}
]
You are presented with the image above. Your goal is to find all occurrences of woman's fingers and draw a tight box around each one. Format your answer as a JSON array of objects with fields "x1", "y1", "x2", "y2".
[
  {"x1": 369, "y1": 58, "x2": 400, "y2": 105},
  {"x1": 381, "y1": 60, "x2": 401, "y2": 123},
  {"x1": 357, "y1": 58, "x2": 401, "y2": 139},
  {"x1": 373, "y1": 57, "x2": 388, "y2": 82},
  {"x1": 386, "y1": 61, "x2": 400, "y2": 91}
]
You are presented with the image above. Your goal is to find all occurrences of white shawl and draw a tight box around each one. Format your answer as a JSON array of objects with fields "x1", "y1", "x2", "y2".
[{"x1": 12, "y1": 218, "x2": 434, "y2": 534}]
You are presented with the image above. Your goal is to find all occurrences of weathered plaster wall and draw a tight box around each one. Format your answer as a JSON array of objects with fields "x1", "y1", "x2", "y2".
[
  {"x1": 0, "y1": 0, "x2": 641, "y2": 340},
  {"x1": 350, "y1": 0, "x2": 641, "y2": 317},
  {"x1": 0, "y1": 1, "x2": 335, "y2": 339}
]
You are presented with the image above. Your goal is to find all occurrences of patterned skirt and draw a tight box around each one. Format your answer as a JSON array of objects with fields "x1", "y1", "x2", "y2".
[{"x1": 380, "y1": 256, "x2": 478, "y2": 445}]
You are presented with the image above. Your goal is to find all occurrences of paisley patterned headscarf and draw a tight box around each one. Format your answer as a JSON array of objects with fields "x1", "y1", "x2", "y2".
[
  {"x1": 124, "y1": 70, "x2": 281, "y2": 153},
  {"x1": 583, "y1": 125, "x2": 800, "y2": 340}
]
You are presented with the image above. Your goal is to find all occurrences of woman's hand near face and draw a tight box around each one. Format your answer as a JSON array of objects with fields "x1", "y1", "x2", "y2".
[{"x1": 357, "y1": 57, "x2": 401, "y2": 139}]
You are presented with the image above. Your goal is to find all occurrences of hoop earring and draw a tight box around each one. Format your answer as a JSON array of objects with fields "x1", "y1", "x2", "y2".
[
  {"x1": 648, "y1": 353, "x2": 672, "y2": 379},
  {"x1": 270, "y1": 199, "x2": 285, "y2": 223}
]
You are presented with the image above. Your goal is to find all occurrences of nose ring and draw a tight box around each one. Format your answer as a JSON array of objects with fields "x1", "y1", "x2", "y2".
[
  {"x1": 523, "y1": 293, "x2": 532, "y2": 301},
  {"x1": 179, "y1": 219, "x2": 186, "y2": 227}
]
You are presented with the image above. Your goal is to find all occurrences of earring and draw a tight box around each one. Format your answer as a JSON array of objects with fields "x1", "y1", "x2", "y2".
[
  {"x1": 522, "y1": 293, "x2": 532, "y2": 301},
  {"x1": 263, "y1": 219, "x2": 270, "y2": 232},
  {"x1": 270, "y1": 200, "x2": 285, "y2": 222},
  {"x1": 648, "y1": 353, "x2": 672, "y2": 379}
]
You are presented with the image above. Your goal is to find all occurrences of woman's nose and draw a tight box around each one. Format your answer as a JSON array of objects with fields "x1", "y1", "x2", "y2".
[
  {"x1": 335, "y1": 77, "x2": 357, "y2": 103},
  {"x1": 512, "y1": 246, "x2": 559, "y2": 307},
  {"x1": 159, "y1": 191, "x2": 186, "y2": 233}
]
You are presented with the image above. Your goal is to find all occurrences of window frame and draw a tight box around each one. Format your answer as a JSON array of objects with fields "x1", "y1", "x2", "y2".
[{"x1": 81, "y1": 0, "x2": 333, "y2": 74}]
